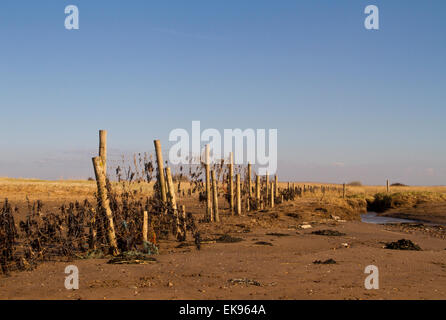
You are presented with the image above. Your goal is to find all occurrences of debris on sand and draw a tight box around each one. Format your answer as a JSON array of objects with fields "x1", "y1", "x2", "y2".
[
  {"x1": 266, "y1": 233, "x2": 290, "y2": 237},
  {"x1": 216, "y1": 234, "x2": 243, "y2": 243},
  {"x1": 300, "y1": 224, "x2": 312, "y2": 229},
  {"x1": 228, "y1": 278, "x2": 261, "y2": 286},
  {"x1": 107, "y1": 251, "x2": 157, "y2": 265},
  {"x1": 312, "y1": 230, "x2": 346, "y2": 236},
  {"x1": 254, "y1": 241, "x2": 273, "y2": 246},
  {"x1": 286, "y1": 213, "x2": 300, "y2": 219},
  {"x1": 176, "y1": 243, "x2": 193, "y2": 248},
  {"x1": 313, "y1": 259, "x2": 337, "y2": 265},
  {"x1": 385, "y1": 239, "x2": 422, "y2": 251}
]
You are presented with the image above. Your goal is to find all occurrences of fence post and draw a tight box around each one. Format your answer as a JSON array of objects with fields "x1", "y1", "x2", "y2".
[
  {"x1": 92, "y1": 156, "x2": 119, "y2": 256},
  {"x1": 181, "y1": 205, "x2": 187, "y2": 240},
  {"x1": 166, "y1": 167, "x2": 182, "y2": 237},
  {"x1": 204, "y1": 144, "x2": 213, "y2": 221},
  {"x1": 270, "y1": 182, "x2": 275, "y2": 208},
  {"x1": 386, "y1": 179, "x2": 390, "y2": 193},
  {"x1": 265, "y1": 172, "x2": 269, "y2": 206},
  {"x1": 247, "y1": 163, "x2": 252, "y2": 197},
  {"x1": 154, "y1": 140, "x2": 168, "y2": 206},
  {"x1": 275, "y1": 175, "x2": 278, "y2": 198},
  {"x1": 142, "y1": 210, "x2": 148, "y2": 243},
  {"x1": 229, "y1": 152, "x2": 234, "y2": 215},
  {"x1": 343, "y1": 183, "x2": 346, "y2": 199},
  {"x1": 211, "y1": 170, "x2": 220, "y2": 222},
  {"x1": 236, "y1": 173, "x2": 241, "y2": 215},
  {"x1": 256, "y1": 175, "x2": 261, "y2": 208},
  {"x1": 99, "y1": 130, "x2": 107, "y2": 176}
]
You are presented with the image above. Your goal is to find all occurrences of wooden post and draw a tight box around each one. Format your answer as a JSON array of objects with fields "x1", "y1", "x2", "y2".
[
  {"x1": 211, "y1": 170, "x2": 220, "y2": 222},
  {"x1": 204, "y1": 144, "x2": 213, "y2": 221},
  {"x1": 270, "y1": 182, "x2": 275, "y2": 208},
  {"x1": 265, "y1": 172, "x2": 269, "y2": 206},
  {"x1": 275, "y1": 175, "x2": 278, "y2": 198},
  {"x1": 343, "y1": 183, "x2": 346, "y2": 199},
  {"x1": 247, "y1": 163, "x2": 252, "y2": 198},
  {"x1": 229, "y1": 152, "x2": 234, "y2": 215},
  {"x1": 142, "y1": 210, "x2": 148, "y2": 243},
  {"x1": 386, "y1": 179, "x2": 390, "y2": 193},
  {"x1": 256, "y1": 175, "x2": 261, "y2": 207},
  {"x1": 92, "y1": 156, "x2": 119, "y2": 256},
  {"x1": 236, "y1": 173, "x2": 241, "y2": 215},
  {"x1": 99, "y1": 130, "x2": 107, "y2": 176},
  {"x1": 181, "y1": 205, "x2": 187, "y2": 240},
  {"x1": 154, "y1": 140, "x2": 168, "y2": 205},
  {"x1": 166, "y1": 167, "x2": 182, "y2": 235}
]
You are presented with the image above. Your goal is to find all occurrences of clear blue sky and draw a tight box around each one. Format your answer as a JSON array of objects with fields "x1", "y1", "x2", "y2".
[{"x1": 1, "y1": 0, "x2": 445, "y2": 185}]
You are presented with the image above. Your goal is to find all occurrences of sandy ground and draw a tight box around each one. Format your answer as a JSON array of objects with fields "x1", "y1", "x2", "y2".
[
  {"x1": 1, "y1": 178, "x2": 445, "y2": 300},
  {"x1": 1, "y1": 209, "x2": 445, "y2": 300}
]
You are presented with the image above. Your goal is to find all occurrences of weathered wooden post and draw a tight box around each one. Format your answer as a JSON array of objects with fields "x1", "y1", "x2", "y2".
[
  {"x1": 256, "y1": 175, "x2": 261, "y2": 207},
  {"x1": 166, "y1": 167, "x2": 182, "y2": 237},
  {"x1": 229, "y1": 152, "x2": 234, "y2": 215},
  {"x1": 386, "y1": 179, "x2": 390, "y2": 193},
  {"x1": 204, "y1": 144, "x2": 213, "y2": 221},
  {"x1": 99, "y1": 130, "x2": 107, "y2": 176},
  {"x1": 154, "y1": 140, "x2": 168, "y2": 205},
  {"x1": 265, "y1": 172, "x2": 269, "y2": 206},
  {"x1": 92, "y1": 156, "x2": 119, "y2": 256},
  {"x1": 270, "y1": 182, "x2": 275, "y2": 208},
  {"x1": 247, "y1": 162, "x2": 252, "y2": 198},
  {"x1": 236, "y1": 173, "x2": 241, "y2": 215},
  {"x1": 343, "y1": 183, "x2": 346, "y2": 199},
  {"x1": 211, "y1": 170, "x2": 220, "y2": 222},
  {"x1": 181, "y1": 205, "x2": 187, "y2": 240},
  {"x1": 142, "y1": 210, "x2": 148, "y2": 243},
  {"x1": 275, "y1": 175, "x2": 278, "y2": 198}
]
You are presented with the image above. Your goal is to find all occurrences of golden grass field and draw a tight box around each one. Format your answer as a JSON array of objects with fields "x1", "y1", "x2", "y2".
[{"x1": 1, "y1": 176, "x2": 445, "y2": 201}]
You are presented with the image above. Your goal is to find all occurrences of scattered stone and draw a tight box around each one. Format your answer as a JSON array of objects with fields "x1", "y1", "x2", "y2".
[
  {"x1": 228, "y1": 278, "x2": 261, "y2": 286},
  {"x1": 315, "y1": 208, "x2": 328, "y2": 213},
  {"x1": 254, "y1": 241, "x2": 273, "y2": 246},
  {"x1": 313, "y1": 259, "x2": 337, "y2": 265},
  {"x1": 266, "y1": 233, "x2": 290, "y2": 237},
  {"x1": 300, "y1": 224, "x2": 312, "y2": 229},
  {"x1": 385, "y1": 239, "x2": 422, "y2": 251},
  {"x1": 286, "y1": 213, "x2": 300, "y2": 219},
  {"x1": 312, "y1": 230, "x2": 346, "y2": 236},
  {"x1": 216, "y1": 234, "x2": 243, "y2": 243},
  {"x1": 107, "y1": 251, "x2": 157, "y2": 265}
]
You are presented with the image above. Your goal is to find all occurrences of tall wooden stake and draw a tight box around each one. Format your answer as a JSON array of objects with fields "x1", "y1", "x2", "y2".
[
  {"x1": 386, "y1": 179, "x2": 390, "y2": 193},
  {"x1": 265, "y1": 172, "x2": 269, "y2": 206},
  {"x1": 99, "y1": 130, "x2": 107, "y2": 176},
  {"x1": 229, "y1": 152, "x2": 234, "y2": 215},
  {"x1": 247, "y1": 163, "x2": 252, "y2": 198},
  {"x1": 270, "y1": 182, "x2": 275, "y2": 208},
  {"x1": 205, "y1": 144, "x2": 213, "y2": 221},
  {"x1": 211, "y1": 170, "x2": 220, "y2": 222},
  {"x1": 275, "y1": 175, "x2": 278, "y2": 198},
  {"x1": 154, "y1": 140, "x2": 167, "y2": 205},
  {"x1": 92, "y1": 156, "x2": 119, "y2": 256},
  {"x1": 256, "y1": 175, "x2": 261, "y2": 207},
  {"x1": 343, "y1": 183, "x2": 346, "y2": 199},
  {"x1": 236, "y1": 173, "x2": 241, "y2": 215},
  {"x1": 142, "y1": 210, "x2": 148, "y2": 243},
  {"x1": 166, "y1": 167, "x2": 182, "y2": 236}
]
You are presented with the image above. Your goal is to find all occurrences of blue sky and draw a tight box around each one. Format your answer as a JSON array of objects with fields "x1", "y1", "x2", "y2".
[{"x1": 0, "y1": 1, "x2": 445, "y2": 185}]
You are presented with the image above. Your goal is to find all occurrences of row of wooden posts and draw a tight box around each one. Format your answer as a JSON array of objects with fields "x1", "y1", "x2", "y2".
[{"x1": 90, "y1": 130, "x2": 392, "y2": 255}]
